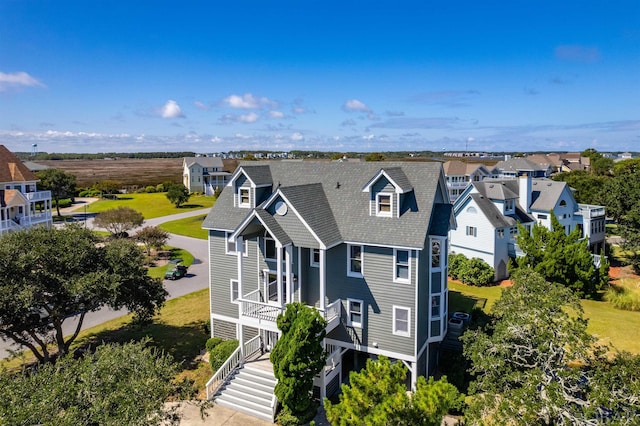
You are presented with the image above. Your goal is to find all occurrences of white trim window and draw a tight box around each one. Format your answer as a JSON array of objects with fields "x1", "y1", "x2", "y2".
[
  {"x1": 393, "y1": 249, "x2": 410, "y2": 283},
  {"x1": 230, "y1": 279, "x2": 239, "y2": 303},
  {"x1": 431, "y1": 295, "x2": 441, "y2": 318},
  {"x1": 376, "y1": 193, "x2": 393, "y2": 217},
  {"x1": 238, "y1": 187, "x2": 250, "y2": 207},
  {"x1": 347, "y1": 298, "x2": 363, "y2": 328},
  {"x1": 431, "y1": 239, "x2": 442, "y2": 268},
  {"x1": 225, "y1": 232, "x2": 248, "y2": 256},
  {"x1": 393, "y1": 306, "x2": 411, "y2": 337},
  {"x1": 264, "y1": 234, "x2": 277, "y2": 261},
  {"x1": 347, "y1": 244, "x2": 363, "y2": 277},
  {"x1": 310, "y1": 248, "x2": 320, "y2": 267}
]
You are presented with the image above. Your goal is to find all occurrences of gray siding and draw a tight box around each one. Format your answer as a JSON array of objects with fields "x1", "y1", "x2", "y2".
[
  {"x1": 325, "y1": 244, "x2": 416, "y2": 357},
  {"x1": 209, "y1": 230, "x2": 240, "y2": 319},
  {"x1": 212, "y1": 318, "x2": 236, "y2": 340}
]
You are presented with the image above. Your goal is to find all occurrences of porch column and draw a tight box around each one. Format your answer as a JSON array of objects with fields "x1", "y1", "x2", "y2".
[
  {"x1": 285, "y1": 245, "x2": 293, "y2": 304},
  {"x1": 236, "y1": 236, "x2": 244, "y2": 299},
  {"x1": 409, "y1": 361, "x2": 417, "y2": 390},
  {"x1": 276, "y1": 243, "x2": 283, "y2": 306},
  {"x1": 319, "y1": 248, "x2": 326, "y2": 311}
]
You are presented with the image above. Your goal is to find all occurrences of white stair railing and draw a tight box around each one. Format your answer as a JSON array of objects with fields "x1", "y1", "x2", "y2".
[
  {"x1": 205, "y1": 335, "x2": 264, "y2": 400},
  {"x1": 205, "y1": 346, "x2": 242, "y2": 400}
]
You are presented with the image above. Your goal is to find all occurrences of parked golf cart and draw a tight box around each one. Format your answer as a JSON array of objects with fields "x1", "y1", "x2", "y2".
[{"x1": 164, "y1": 259, "x2": 188, "y2": 280}]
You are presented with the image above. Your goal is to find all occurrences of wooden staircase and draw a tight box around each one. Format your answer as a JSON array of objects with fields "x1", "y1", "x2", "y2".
[{"x1": 213, "y1": 355, "x2": 277, "y2": 422}]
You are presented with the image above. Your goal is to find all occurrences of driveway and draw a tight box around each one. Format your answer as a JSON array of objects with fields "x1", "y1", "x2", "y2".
[{"x1": 0, "y1": 201, "x2": 212, "y2": 359}]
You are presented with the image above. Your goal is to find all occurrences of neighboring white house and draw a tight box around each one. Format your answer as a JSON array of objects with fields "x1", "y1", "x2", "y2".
[
  {"x1": 442, "y1": 160, "x2": 492, "y2": 203},
  {"x1": 182, "y1": 157, "x2": 231, "y2": 195},
  {"x1": 450, "y1": 175, "x2": 606, "y2": 281},
  {"x1": 0, "y1": 145, "x2": 53, "y2": 235}
]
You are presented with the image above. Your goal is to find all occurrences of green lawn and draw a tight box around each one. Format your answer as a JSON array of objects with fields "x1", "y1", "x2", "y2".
[
  {"x1": 74, "y1": 193, "x2": 215, "y2": 219},
  {"x1": 449, "y1": 281, "x2": 640, "y2": 354},
  {"x1": 159, "y1": 214, "x2": 209, "y2": 240}
]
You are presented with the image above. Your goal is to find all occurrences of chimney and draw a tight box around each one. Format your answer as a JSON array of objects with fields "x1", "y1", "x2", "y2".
[{"x1": 519, "y1": 174, "x2": 532, "y2": 212}]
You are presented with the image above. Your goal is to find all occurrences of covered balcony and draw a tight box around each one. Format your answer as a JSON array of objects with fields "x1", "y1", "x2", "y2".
[{"x1": 238, "y1": 287, "x2": 342, "y2": 334}]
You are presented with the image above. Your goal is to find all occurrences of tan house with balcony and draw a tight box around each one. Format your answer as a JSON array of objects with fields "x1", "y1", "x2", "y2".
[{"x1": 0, "y1": 145, "x2": 52, "y2": 234}]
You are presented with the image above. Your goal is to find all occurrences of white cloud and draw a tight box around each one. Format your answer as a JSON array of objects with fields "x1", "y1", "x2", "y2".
[
  {"x1": 160, "y1": 100, "x2": 184, "y2": 118},
  {"x1": 290, "y1": 132, "x2": 304, "y2": 141},
  {"x1": 194, "y1": 101, "x2": 209, "y2": 110},
  {"x1": 362, "y1": 134, "x2": 375, "y2": 140},
  {"x1": 343, "y1": 99, "x2": 371, "y2": 112},
  {"x1": 269, "y1": 111, "x2": 285, "y2": 119},
  {"x1": 0, "y1": 71, "x2": 45, "y2": 91},
  {"x1": 240, "y1": 112, "x2": 259, "y2": 123},
  {"x1": 223, "y1": 93, "x2": 277, "y2": 109}
]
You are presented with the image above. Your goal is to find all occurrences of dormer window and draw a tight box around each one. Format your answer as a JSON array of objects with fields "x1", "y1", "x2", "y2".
[
  {"x1": 505, "y1": 199, "x2": 515, "y2": 211},
  {"x1": 376, "y1": 193, "x2": 393, "y2": 217},
  {"x1": 239, "y1": 188, "x2": 250, "y2": 207}
]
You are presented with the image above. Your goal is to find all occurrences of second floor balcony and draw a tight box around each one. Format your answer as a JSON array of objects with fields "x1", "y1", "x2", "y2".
[{"x1": 238, "y1": 288, "x2": 341, "y2": 334}]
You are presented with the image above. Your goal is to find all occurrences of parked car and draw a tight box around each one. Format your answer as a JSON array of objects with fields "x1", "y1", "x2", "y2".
[{"x1": 165, "y1": 259, "x2": 188, "y2": 280}]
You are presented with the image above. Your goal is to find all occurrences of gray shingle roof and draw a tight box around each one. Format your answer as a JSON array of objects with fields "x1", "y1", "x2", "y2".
[
  {"x1": 381, "y1": 167, "x2": 413, "y2": 192},
  {"x1": 278, "y1": 184, "x2": 342, "y2": 247},
  {"x1": 203, "y1": 161, "x2": 447, "y2": 248},
  {"x1": 183, "y1": 156, "x2": 224, "y2": 169},
  {"x1": 474, "y1": 180, "x2": 519, "y2": 200},
  {"x1": 530, "y1": 180, "x2": 570, "y2": 211},
  {"x1": 494, "y1": 158, "x2": 546, "y2": 172}
]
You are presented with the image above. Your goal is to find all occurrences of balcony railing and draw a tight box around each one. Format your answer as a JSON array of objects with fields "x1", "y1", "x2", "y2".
[
  {"x1": 239, "y1": 292, "x2": 341, "y2": 332},
  {"x1": 577, "y1": 204, "x2": 606, "y2": 219},
  {"x1": 24, "y1": 190, "x2": 52, "y2": 202}
]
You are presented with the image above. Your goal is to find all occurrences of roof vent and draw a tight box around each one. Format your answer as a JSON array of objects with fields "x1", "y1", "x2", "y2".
[{"x1": 336, "y1": 182, "x2": 341, "y2": 189}]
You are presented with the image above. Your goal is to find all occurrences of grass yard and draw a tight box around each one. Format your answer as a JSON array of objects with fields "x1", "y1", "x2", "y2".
[
  {"x1": 159, "y1": 214, "x2": 209, "y2": 240},
  {"x1": 1, "y1": 289, "x2": 213, "y2": 392},
  {"x1": 449, "y1": 281, "x2": 640, "y2": 354},
  {"x1": 74, "y1": 193, "x2": 215, "y2": 219}
]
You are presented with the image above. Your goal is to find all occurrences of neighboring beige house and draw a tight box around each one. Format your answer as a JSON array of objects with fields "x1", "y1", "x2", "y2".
[
  {"x1": 442, "y1": 160, "x2": 492, "y2": 202},
  {"x1": 182, "y1": 157, "x2": 231, "y2": 195},
  {"x1": 0, "y1": 145, "x2": 53, "y2": 235}
]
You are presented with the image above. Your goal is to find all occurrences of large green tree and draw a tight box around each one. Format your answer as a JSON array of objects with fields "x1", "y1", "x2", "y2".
[
  {"x1": 515, "y1": 212, "x2": 609, "y2": 298},
  {"x1": 0, "y1": 225, "x2": 166, "y2": 362},
  {"x1": 581, "y1": 148, "x2": 614, "y2": 176},
  {"x1": 36, "y1": 168, "x2": 77, "y2": 216},
  {"x1": 325, "y1": 356, "x2": 462, "y2": 426},
  {"x1": 270, "y1": 302, "x2": 327, "y2": 422},
  {"x1": 135, "y1": 225, "x2": 170, "y2": 255},
  {"x1": 93, "y1": 206, "x2": 144, "y2": 237},
  {"x1": 462, "y1": 269, "x2": 640, "y2": 424},
  {"x1": 600, "y1": 162, "x2": 640, "y2": 272},
  {"x1": 551, "y1": 170, "x2": 607, "y2": 205},
  {"x1": 166, "y1": 183, "x2": 190, "y2": 207},
  {"x1": 0, "y1": 340, "x2": 192, "y2": 425}
]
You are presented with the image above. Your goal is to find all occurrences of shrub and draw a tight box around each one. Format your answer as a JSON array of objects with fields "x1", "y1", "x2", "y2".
[
  {"x1": 209, "y1": 339, "x2": 238, "y2": 372},
  {"x1": 145, "y1": 185, "x2": 156, "y2": 193},
  {"x1": 459, "y1": 257, "x2": 495, "y2": 286},
  {"x1": 448, "y1": 253, "x2": 467, "y2": 280},
  {"x1": 155, "y1": 183, "x2": 166, "y2": 192},
  {"x1": 604, "y1": 285, "x2": 640, "y2": 311},
  {"x1": 205, "y1": 337, "x2": 223, "y2": 352}
]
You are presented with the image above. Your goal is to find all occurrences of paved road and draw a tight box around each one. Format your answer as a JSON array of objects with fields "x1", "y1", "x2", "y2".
[{"x1": 0, "y1": 202, "x2": 211, "y2": 359}]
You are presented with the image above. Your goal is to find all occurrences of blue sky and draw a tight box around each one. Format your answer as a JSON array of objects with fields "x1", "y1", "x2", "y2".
[{"x1": 1, "y1": 1, "x2": 638, "y2": 154}]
